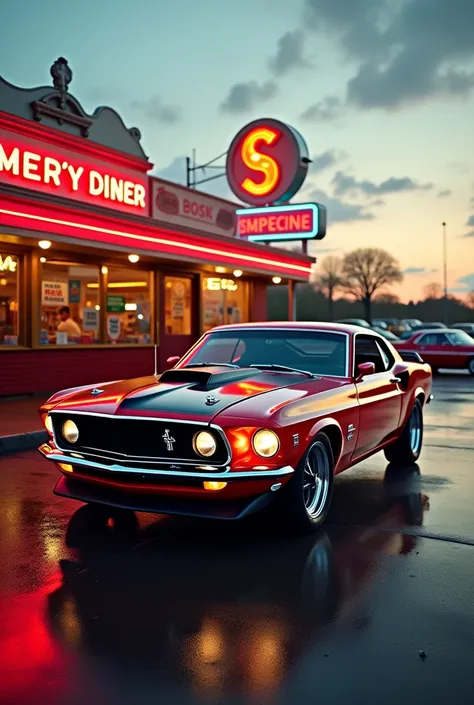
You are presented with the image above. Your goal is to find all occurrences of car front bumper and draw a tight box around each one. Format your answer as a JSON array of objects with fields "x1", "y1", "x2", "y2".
[{"x1": 38, "y1": 442, "x2": 295, "y2": 519}]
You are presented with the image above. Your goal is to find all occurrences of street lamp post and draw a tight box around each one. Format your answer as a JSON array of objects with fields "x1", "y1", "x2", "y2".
[{"x1": 442, "y1": 221, "x2": 448, "y2": 325}]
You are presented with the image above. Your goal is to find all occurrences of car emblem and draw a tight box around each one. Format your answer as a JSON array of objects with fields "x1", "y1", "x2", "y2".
[
  {"x1": 91, "y1": 388, "x2": 104, "y2": 396},
  {"x1": 162, "y1": 429, "x2": 175, "y2": 451},
  {"x1": 205, "y1": 394, "x2": 220, "y2": 406},
  {"x1": 347, "y1": 423, "x2": 356, "y2": 441}
]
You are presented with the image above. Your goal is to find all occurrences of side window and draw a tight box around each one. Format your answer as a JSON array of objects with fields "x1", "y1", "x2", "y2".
[
  {"x1": 354, "y1": 336, "x2": 386, "y2": 374},
  {"x1": 436, "y1": 333, "x2": 451, "y2": 346},
  {"x1": 417, "y1": 333, "x2": 435, "y2": 345},
  {"x1": 375, "y1": 338, "x2": 395, "y2": 369}
]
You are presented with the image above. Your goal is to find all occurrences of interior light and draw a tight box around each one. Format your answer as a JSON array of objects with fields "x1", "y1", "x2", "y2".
[
  {"x1": 272, "y1": 276, "x2": 282, "y2": 284},
  {"x1": 233, "y1": 269, "x2": 243, "y2": 277},
  {"x1": 215, "y1": 266, "x2": 226, "y2": 273},
  {"x1": 101, "y1": 266, "x2": 108, "y2": 274},
  {"x1": 38, "y1": 240, "x2": 52, "y2": 250},
  {"x1": 95, "y1": 305, "x2": 100, "y2": 311},
  {"x1": 137, "y1": 313, "x2": 144, "y2": 320},
  {"x1": 125, "y1": 303, "x2": 137, "y2": 311},
  {"x1": 128, "y1": 254, "x2": 140, "y2": 263},
  {"x1": 87, "y1": 281, "x2": 148, "y2": 289},
  {"x1": 0, "y1": 278, "x2": 6, "y2": 286},
  {"x1": 40, "y1": 257, "x2": 47, "y2": 263}
]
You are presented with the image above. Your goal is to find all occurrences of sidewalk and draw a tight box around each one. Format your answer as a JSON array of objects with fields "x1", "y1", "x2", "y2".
[{"x1": 0, "y1": 396, "x2": 48, "y2": 455}]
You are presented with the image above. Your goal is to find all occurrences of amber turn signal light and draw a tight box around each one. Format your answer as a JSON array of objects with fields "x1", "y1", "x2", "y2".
[
  {"x1": 203, "y1": 481, "x2": 227, "y2": 491},
  {"x1": 58, "y1": 463, "x2": 73, "y2": 473}
]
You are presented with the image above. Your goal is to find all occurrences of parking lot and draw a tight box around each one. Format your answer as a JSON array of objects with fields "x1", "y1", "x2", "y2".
[{"x1": 0, "y1": 374, "x2": 473, "y2": 705}]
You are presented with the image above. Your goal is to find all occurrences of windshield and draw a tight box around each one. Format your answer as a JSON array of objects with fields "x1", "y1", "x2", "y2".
[
  {"x1": 182, "y1": 329, "x2": 348, "y2": 377},
  {"x1": 447, "y1": 331, "x2": 474, "y2": 345}
]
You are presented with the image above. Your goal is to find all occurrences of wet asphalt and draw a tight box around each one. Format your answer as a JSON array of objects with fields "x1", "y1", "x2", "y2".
[{"x1": 0, "y1": 375, "x2": 473, "y2": 705}]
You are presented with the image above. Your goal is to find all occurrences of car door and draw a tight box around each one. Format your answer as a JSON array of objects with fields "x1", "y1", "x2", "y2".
[
  {"x1": 415, "y1": 332, "x2": 456, "y2": 368},
  {"x1": 352, "y1": 334, "x2": 403, "y2": 459}
]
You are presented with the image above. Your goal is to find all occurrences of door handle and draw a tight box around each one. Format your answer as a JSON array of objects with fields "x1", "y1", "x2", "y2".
[{"x1": 390, "y1": 377, "x2": 401, "y2": 384}]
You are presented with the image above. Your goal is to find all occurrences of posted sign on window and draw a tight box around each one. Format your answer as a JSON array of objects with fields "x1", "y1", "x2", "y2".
[{"x1": 42, "y1": 281, "x2": 68, "y2": 306}]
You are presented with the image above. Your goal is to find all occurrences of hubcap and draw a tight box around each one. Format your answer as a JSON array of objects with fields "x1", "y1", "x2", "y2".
[
  {"x1": 409, "y1": 404, "x2": 422, "y2": 454},
  {"x1": 469, "y1": 359, "x2": 474, "y2": 374},
  {"x1": 303, "y1": 441, "x2": 330, "y2": 518}
]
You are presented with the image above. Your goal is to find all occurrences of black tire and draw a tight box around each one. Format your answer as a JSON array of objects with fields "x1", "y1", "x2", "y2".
[
  {"x1": 468, "y1": 358, "x2": 474, "y2": 376},
  {"x1": 277, "y1": 432, "x2": 334, "y2": 534},
  {"x1": 384, "y1": 399, "x2": 423, "y2": 465}
]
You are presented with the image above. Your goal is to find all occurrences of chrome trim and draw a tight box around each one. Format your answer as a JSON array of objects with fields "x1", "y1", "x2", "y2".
[
  {"x1": 49, "y1": 410, "x2": 232, "y2": 467},
  {"x1": 38, "y1": 446, "x2": 294, "y2": 481},
  {"x1": 178, "y1": 327, "x2": 351, "y2": 379}
]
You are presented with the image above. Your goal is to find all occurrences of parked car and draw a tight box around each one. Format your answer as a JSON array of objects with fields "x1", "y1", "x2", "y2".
[
  {"x1": 451, "y1": 323, "x2": 474, "y2": 339},
  {"x1": 409, "y1": 322, "x2": 447, "y2": 331},
  {"x1": 335, "y1": 318, "x2": 370, "y2": 328},
  {"x1": 400, "y1": 319, "x2": 423, "y2": 329},
  {"x1": 372, "y1": 319, "x2": 388, "y2": 329},
  {"x1": 372, "y1": 326, "x2": 400, "y2": 341},
  {"x1": 38, "y1": 322, "x2": 432, "y2": 533},
  {"x1": 394, "y1": 328, "x2": 474, "y2": 374},
  {"x1": 373, "y1": 318, "x2": 410, "y2": 336}
]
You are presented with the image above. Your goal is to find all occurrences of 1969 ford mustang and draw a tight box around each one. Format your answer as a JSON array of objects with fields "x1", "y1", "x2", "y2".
[{"x1": 38, "y1": 322, "x2": 432, "y2": 533}]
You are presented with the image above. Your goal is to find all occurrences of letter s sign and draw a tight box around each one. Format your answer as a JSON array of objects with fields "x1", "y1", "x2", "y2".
[
  {"x1": 226, "y1": 118, "x2": 310, "y2": 207},
  {"x1": 240, "y1": 127, "x2": 281, "y2": 198}
]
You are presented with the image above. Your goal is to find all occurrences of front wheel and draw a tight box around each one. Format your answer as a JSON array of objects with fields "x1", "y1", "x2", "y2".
[
  {"x1": 277, "y1": 432, "x2": 334, "y2": 534},
  {"x1": 468, "y1": 358, "x2": 474, "y2": 375},
  {"x1": 384, "y1": 399, "x2": 424, "y2": 465}
]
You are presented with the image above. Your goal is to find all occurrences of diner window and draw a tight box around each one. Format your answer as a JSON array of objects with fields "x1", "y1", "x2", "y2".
[
  {"x1": 164, "y1": 276, "x2": 192, "y2": 335},
  {"x1": 105, "y1": 266, "x2": 152, "y2": 344},
  {"x1": 0, "y1": 253, "x2": 20, "y2": 346},
  {"x1": 40, "y1": 260, "x2": 100, "y2": 345},
  {"x1": 202, "y1": 276, "x2": 249, "y2": 332}
]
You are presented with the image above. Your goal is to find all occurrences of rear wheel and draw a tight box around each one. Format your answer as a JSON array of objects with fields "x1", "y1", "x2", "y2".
[
  {"x1": 384, "y1": 399, "x2": 423, "y2": 465},
  {"x1": 468, "y1": 358, "x2": 474, "y2": 375},
  {"x1": 277, "y1": 432, "x2": 334, "y2": 534}
]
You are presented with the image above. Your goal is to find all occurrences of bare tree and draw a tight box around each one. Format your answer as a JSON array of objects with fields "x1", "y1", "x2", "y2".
[
  {"x1": 373, "y1": 292, "x2": 400, "y2": 304},
  {"x1": 424, "y1": 282, "x2": 443, "y2": 300},
  {"x1": 467, "y1": 290, "x2": 474, "y2": 309},
  {"x1": 340, "y1": 248, "x2": 403, "y2": 324},
  {"x1": 315, "y1": 255, "x2": 343, "y2": 321}
]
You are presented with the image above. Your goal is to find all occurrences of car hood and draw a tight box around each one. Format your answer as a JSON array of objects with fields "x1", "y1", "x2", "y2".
[{"x1": 47, "y1": 366, "x2": 319, "y2": 422}]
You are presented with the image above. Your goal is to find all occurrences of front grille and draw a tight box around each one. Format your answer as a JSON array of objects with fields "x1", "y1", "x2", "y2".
[{"x1": 51, "y1": 412, "x2": 229, "y2": 466}]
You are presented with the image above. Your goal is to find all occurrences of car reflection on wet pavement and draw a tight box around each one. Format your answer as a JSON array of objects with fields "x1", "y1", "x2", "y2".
[{"x1": 0, "y1": 376, "x2": 473, "y2": 705}]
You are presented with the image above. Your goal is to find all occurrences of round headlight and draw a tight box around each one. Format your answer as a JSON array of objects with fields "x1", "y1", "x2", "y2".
[
  {"x1": 193, "y1": 431, "x2": 217, "y2": 457},
  {"x1": 62, "y1": 419, "x2": 79, "y2": 444},
  {"x1": 252, "y1": 429, "x2": 280, "y2": 458},
  {"x1": 44, "y1": 414, "x2": 53, "y2": 435}
]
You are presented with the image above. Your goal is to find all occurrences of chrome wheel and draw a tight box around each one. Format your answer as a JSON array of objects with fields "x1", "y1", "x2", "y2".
[
  {"x1": 468, "y1": 359, "x2": 474, "y2": 375},
  {"x1": 409, "y1": 404, "x2": 422, "y2": 455},
  {"x1": 303, "y1": 441, "x2": 331, "y2": 518}
]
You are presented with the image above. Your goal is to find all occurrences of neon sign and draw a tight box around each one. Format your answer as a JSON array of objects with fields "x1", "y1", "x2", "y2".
[
  {"x1": 0, "y1": 255, "x2": 17, "y2": 272},
  {"x1": 205, "y1": 277, "x2": 238, "y2": 292},
  {"x1": 236, "y1": 203, "x2": 327, "y2": 243},
  {"x1": 226, "y1": 118, "x2": 310, "y2": 207},
  {"x1": 0, "y1": 131, "x2": 148, "y2": 215}
]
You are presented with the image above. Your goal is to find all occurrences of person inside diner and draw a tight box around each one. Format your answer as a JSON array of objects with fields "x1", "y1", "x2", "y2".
[{"x1": 57, "y1": 305, "x2": 81, "y2": 338}]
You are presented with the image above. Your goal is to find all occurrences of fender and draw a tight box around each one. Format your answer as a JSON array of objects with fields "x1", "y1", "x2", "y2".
[{"x1": 305, "y1": 417, "x2": 344, "y2": 466}]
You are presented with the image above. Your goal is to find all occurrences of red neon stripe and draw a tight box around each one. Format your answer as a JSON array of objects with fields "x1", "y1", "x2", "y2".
[{"x1": 0, "y1": 202, "x2": 313, "y2": 278}]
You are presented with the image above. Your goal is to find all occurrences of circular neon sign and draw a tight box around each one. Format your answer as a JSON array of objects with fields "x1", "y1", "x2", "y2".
[{"x1": 226, "y1": 118, "x2": 310, "y2": 207}]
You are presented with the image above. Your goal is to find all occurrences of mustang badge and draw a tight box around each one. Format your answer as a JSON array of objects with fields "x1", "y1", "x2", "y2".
[
  {"x1": 90, "y1": 388, "x2": 104, "y2": 396},
  {"x1": 205, "y1": 394, "x2": 220, "y2": 406},
  {"x1": 162, "y1": 429, "x2": 176, "y2": 451}
]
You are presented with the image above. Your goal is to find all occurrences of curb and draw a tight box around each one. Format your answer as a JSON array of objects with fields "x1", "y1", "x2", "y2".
[{"x1": 0, "y1": 430, "x2": 48, "y2": 456}]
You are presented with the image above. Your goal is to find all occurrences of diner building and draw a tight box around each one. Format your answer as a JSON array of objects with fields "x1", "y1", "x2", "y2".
[{"x1": 0, "y1": 58, "x2": 313, "y2": 396}]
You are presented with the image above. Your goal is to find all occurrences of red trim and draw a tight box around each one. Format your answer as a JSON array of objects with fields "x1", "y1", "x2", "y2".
[
  {"x1": 0, "y1": 110, "x2": 152, "y2": 173},
  {"x1": 0, "y1": 192, "x2": 312, "y2": 278}
]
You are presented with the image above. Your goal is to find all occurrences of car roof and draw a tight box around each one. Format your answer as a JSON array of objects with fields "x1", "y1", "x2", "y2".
[{"x1": 208, "y1": 321, "x2": 380, "y2": 336}]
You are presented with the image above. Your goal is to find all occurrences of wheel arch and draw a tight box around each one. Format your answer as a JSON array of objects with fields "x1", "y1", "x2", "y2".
[{"x1": 307, "y1": 419, "x2": 343, "y2": 468}]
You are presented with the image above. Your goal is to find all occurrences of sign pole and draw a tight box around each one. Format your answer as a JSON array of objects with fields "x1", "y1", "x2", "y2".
[{"x1": 288, "y1": 280, "x2": 296, "y2": 321}]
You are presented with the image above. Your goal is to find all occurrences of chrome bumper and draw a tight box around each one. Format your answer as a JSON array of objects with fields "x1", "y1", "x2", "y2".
[{"x1": 38, "y1": 443, "x2": 294, "y2": 482}]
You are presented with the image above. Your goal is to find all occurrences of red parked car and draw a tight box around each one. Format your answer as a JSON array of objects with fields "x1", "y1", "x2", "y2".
[
  {"x1": 394, "y1": 328, "x2": 474, "y2": 375},
  {"x1": 38, "y1": 322, "x2": 432, "y2": 533}
]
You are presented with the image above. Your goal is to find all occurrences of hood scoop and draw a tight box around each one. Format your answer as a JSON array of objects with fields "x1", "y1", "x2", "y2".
[{"x1": 159, "y1": 366, "x2": 258, "y2": 388}]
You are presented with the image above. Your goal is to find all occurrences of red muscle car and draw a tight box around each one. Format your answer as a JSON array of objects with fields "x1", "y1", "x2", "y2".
[
  {"x1": 394, "y1": 328, "x2": 474, "y2": 375},
  {"x1": 38, "y1": 322, "x2": 432, "y2": 533}
]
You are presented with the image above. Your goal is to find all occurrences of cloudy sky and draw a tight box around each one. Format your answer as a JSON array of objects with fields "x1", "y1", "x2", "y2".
[{"x1": 2, "y1": 0, "x2": 473, "y2": 301}]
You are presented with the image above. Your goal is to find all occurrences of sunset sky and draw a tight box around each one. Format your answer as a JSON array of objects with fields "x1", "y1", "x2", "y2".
[{"x1": 2, "y1": 0, "x2": 473, "y2": 302}]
